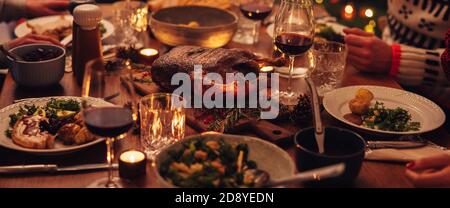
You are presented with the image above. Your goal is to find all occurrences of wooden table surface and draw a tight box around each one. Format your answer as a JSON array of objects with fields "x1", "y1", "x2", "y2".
[{"x1": 0, "y1": 5, "x2": 449, "y2": 188}]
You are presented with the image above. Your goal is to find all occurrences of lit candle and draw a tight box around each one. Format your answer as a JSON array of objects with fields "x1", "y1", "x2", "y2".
[
  {"x1": 260, "y1": 66, "x2": 274, "y2": 82},
  {"x1": 119, "y1": 150, "x2": 147, "y2": 179},
  {"x1": 260, "y1": 66, "x2": 274, "y2": 73},
  {"x1": 138, "y1": 48, "x2": 159, "y2": 65}
]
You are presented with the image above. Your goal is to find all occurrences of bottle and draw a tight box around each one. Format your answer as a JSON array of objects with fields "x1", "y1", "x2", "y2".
[
  {"x1": 70, "y1": 0, "x2": 94, "y2": 82},
  {"x1": 72, "y1": 4, "x2": 104, "y2": 85},
  {"x1": 69, "y1": 0, "x2": 94, "y2": 14}
]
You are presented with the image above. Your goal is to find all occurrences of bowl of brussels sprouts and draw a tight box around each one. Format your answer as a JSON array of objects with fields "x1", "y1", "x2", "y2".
[{"x1": 155, "y1": 133, "x2": 296, "y2": 188}]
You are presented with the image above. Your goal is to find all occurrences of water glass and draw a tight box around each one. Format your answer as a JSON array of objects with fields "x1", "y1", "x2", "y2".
[
  {"x1": 232, "y1": 14, "x2": 259, "y2": 45},
  {"x1": 140, "y1": 93, "x2": 185, "y2": 160},
  {"x1": 310, "y1": 41, "x2": 347, "y2": 97},
  {"x1": 113, "y1": 0, "x2": 148, "y2": 47}
]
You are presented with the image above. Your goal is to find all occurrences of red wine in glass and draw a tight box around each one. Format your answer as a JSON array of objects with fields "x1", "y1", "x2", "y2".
[
  {"x1": 84, "y1": 107, "x2": 134, "y2": 138},
  {"x1": 275, "y1": 33, "x2": 313, "y2": 56},
  {"x1": 240, "y1": 2, "x2": 272, "y2": 21}
]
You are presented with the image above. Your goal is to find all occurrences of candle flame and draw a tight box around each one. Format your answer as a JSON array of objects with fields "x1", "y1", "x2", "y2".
[
  {"x1": 260, "y1": 66, "x2": 274, "y2": 73},
  {"x1": 140, "y1": 48, "x2": 159, "y2": 56},
  {"x1": 120, "y1": 150, "x2": 145, "y2": 163}
]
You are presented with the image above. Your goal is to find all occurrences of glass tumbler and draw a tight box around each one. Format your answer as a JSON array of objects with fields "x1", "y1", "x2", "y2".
[
  {"x1": 310, "y1": 41, "x2": 347, "y2": 97},
  {"x1": 140, "y1": 93, "x2": 185, "y2": 160}
]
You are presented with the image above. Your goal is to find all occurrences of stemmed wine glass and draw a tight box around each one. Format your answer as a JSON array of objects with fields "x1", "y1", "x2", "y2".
[
  {"x1": 239, "y1": 0, "x2": 274, "y2": 44},
  {"x1": 81, "y1": 58, "x2": 137, "y2": 188},
  {"x1": 273, "y1": 0, "x2": 315, "y2": 105}
]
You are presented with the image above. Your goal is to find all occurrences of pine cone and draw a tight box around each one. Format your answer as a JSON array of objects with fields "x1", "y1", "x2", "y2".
[
  {"x1": 290, "y1": 95, "x2": 312, "y2": 124},
  {"x1": 116, "y1": 47, "x2": 140, "y2": 63}
]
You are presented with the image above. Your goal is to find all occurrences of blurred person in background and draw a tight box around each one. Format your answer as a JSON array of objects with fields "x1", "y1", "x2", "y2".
[
  {"x1": 0, "y1": 0, "x2": 68, "y2": 87},
  {"x1": 344, "y1": 0, "x2": 449, "y2": 122},
  {"x1": 406, "y1": 153, "x2": 450, "y2": 188},
  {"x1": 0, "y1": 0, "x2": 69, "y2": 22}
]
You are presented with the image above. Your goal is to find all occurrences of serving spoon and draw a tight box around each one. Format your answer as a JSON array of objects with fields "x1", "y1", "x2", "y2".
[
  {"x1": 252, "y1": 163, "x2": 345, "y2": 187},
  {"x1": 0, "y1": 45, "x2": 24, "y2": 62},
  {"x1": 306, "y1": 77, "x2": 325, "y2": 154}
]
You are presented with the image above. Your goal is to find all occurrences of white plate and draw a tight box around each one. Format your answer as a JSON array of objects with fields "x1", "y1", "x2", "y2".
[
  {"x1": 14, "y1": 15, "x2": 114, "y2": 42},
  {"x1": 0, "y1": 96, "x2": 114, "y2": 155},
  {"x1": 323, "y1": 86, "x2": 446, "y2": 135},
  {"x1": 266, "y1": 22, "x2": 346, "y2": 39}
]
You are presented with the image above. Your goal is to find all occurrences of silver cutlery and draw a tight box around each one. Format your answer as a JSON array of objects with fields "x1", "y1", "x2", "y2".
[
  {"x1": 366, "y1": 135, "x2": 447, "y2": 150},
  {"x1": 61, "y1": 34, "x2": 73, "y2": 47},
  {"x1": 253, "y1": 163, "x2": 346, "y2": 187},
  {"x1": 367, "y1": 140, "x2": 428, "y2": 149},
  {"x1": 0, "y1": 45, "x2": 24, "y2": 62},
  {"x1": 13, "y1": 93, "x2": 120, "y2": 104},
  {"x1": 306, "y1": 77, "x2": 325, "y2": 154},
  {"x1": 0, "y1": 163, "x2": 118, "y2": 174}
]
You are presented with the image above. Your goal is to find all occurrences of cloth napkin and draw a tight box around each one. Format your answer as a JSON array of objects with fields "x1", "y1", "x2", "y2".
[{"x1": 365, "y1": 144, "x2": 450, "y2": 163}]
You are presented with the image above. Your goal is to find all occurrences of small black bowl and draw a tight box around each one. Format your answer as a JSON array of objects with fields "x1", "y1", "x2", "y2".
[{"x1": 294, "y1": 126, "x2": 366, "y2": 186}]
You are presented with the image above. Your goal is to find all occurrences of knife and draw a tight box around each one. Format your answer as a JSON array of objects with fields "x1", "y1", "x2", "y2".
[
  {"x1": 366, "y1": 141, "x2": 428, "y2": 149},
  {"x1": 0, "y1": 163, "x2": 118, "y2": 174}
]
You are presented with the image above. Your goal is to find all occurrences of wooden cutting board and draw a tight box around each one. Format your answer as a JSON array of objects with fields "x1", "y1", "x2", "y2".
[
  {"x1": 130, "y1": 81, "x2": 295, "y2": 145},
  {"x1": 186, "y1": 113, "x2": 294, "y2": 146}
]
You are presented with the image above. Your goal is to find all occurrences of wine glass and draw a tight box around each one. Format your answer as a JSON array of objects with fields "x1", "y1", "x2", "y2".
[
  {"x1": 81, "y1": 58, "x2": 137, "y2": 188},
  {"x1": 273, "y1": 0, "x2": 315, "y2": 105},
  {"x1": 239, "y1": 0, "x2": 274, "y2": 44}
]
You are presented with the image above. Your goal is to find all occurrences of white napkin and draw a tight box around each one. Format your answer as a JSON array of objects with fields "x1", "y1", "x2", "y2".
[{"x1": 365, "y1": 145, "x2": 450, "y2": 163}]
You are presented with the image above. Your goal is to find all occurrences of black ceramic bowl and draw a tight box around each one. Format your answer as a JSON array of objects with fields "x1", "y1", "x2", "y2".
[{"x1": 294, "y1": 126, "x2": 366, "y2": 185}]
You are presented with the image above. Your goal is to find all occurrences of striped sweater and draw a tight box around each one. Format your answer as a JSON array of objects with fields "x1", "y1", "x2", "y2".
[
  {"x1": 383, "y1": 0, "x2": 449, "y2": 88},
  {"x1": 383, "y1": 0, "x2": 450, "y2": 87}
]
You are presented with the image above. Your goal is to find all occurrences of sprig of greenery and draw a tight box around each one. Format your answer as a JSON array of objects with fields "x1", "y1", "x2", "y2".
[{"x1": 206, "y1": 107, "x2": 263, "y2": 133}]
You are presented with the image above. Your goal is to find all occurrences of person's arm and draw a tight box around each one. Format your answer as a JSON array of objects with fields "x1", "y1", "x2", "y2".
[
  {"x1": 0, "y1": 0, "x2": 27, "y2": 22},
  {"x1": 442, "y1": 30, "x2": 449, "y2": 80},
  {"x1": 0, "y1": 0, "x2": 69, "y2": 22},
  {"x1": 344, "y1": 28, "x2": 449, "y2": 88},
  {"x1": 390, "y1": 44, "x2": 448, "y2": 87},
  {"x1": 405, "y1": 153, "x2": 450, "y2": 188}
]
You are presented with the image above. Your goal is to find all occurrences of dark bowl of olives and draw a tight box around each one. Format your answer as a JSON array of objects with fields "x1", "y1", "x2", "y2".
[{"x1": 8, "y1": 44, "x2": 66, "y2": 87}]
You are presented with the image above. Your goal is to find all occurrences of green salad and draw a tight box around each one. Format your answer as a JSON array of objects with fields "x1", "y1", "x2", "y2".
[
  {"x1": 159, "y1": 138, "x2": 261, "y2": 188},
  {"x1": 5, "y1": 99, "x2": 80, "y2": 138},
  {"x1": 362, "y1": 102, "x2": 420, "y2": 132}
]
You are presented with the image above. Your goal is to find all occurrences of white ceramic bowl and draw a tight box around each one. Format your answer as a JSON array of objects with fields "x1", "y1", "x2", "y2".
[
  {"x1": 8, "y1": 44, "x2": 66, "y2": 87},
  {"x1": 155, "y1": 133, "x2": 296, "y2": 188}
]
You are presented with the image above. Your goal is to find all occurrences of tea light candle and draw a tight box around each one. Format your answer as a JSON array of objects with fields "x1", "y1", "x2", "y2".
[
  {"x1": 260, "y1": 66, "x2": 274, "y2": 73},
  {"x1": 119, "y1": 150, "x2": 147, "y2": 179},
  {"x1": 138, "y1": 48, "x2": 159, "y2": 65},
  {"x1": 260, "y1": 66, "x2": 274, "y2": 81}
]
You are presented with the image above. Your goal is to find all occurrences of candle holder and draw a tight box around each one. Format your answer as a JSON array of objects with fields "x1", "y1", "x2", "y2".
[
  {"x1": 137, "y1": 48, "x2": 159, "y2": 65},
  {"x1": 260, "y1": 66, "x2": 273, "y2": 86},
  {"x1": 118, "y1": 150, "x2": 147, "y2": 179}
]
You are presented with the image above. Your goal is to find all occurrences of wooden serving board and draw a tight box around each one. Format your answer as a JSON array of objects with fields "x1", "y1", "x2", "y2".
[
  {"x1": 130, "y1": 79, "x2": 295, "y2": 145},
  {"x1": 186, "y1": 113, "x2": 294, "y2": 146}
]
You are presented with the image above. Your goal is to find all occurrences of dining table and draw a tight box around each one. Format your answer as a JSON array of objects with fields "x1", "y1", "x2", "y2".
[{"x1": 0, "y1": 4, "x2": 449, "y2": 188}]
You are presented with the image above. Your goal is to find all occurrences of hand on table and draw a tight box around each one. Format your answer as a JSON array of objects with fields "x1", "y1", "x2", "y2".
[
  {"x1": 5, "y1": 34, "x2": 61, "y2": 50},
  {"x1": 26, "y1": 0, "x2": 69, "y2": 18},
  {"x1": 344, "y1": 28, "x2": 392, "y2": 74},
  {"x1": 405, "y1": 153, "x2": 450, "y2": 188}
]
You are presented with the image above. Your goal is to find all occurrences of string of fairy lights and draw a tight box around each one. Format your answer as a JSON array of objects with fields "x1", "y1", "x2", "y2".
[{"x1": 314, "y1": 0, "x2": 387, "y2": 34}]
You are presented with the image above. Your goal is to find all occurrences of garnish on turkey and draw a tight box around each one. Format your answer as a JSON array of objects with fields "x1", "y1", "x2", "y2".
[{"x1": 5, "y1": 99, "x2": 96, "y2": 149}]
